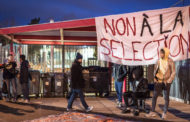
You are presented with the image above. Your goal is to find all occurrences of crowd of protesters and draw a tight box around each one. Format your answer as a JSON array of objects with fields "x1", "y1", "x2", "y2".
[
  {"x1": 0, "y1": 48, "x2": 176, "y2": 119},
  {"x1": 112, "y1": 48, "x2": 175, "y2": 119},
  {"x1": 66, "y1": 48, "x2": 176, "y2": 119},
  {"x1": 0, "y1": 54, "x2": 30, "y2": 103}
]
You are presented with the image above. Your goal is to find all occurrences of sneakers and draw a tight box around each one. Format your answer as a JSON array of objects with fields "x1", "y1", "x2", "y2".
[
  {"x1": 67, "y1": 108, "x2": 72, "y2": 112},
  {"x1": 13, "y1": 98, "x2": 17, "y2": 103},
  {"x1": 67, "y1": 106, "x2": 93, "y2": 112},
  {"x1": 115, "y1": 99, "x2": 119, "y2": 103},
  {"x1": 133, "y1": 109, "x2": 139, "y2": 116},
  {"x1": 161, "y1": 113, "x2": 167, "y2": 119},
  {"x1": 117, "y1": 102, "x2": 122, "y2": 108},
  {"x1": 122, "y1": 108, "x2": 131, "y2": 113},
  {"x1": 145, "y1": 112, "x2": 157, "y2": 117},
  {"x1": 116, "y1": 99, "x2": 120, "y2": 105},
  {"x1": 86, "y1": 106, "x2": 93, "y2": 112},
  {"x1": 19, "y1": 99, "x2": 25, "y2": 103},
  {"x1": 6, "y1": 98, "x2": 11, "y2": 102},
  {"x1": 146, "y1": 112, "x2": 167, "y2": 119},
  {"x1": 24, "y1": 99, "x2": 30, "y2": 103}
]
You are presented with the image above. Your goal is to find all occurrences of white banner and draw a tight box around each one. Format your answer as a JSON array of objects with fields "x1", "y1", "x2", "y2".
[{"x1": 95, "y1": 6, "x2": 190, "y2": 65}]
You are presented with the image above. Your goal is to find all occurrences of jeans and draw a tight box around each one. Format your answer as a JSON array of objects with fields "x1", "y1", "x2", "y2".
[
  {"x1": 21, "y1": 82, "x2": 29, "y2": 100},
  {"x1": 67, "y1": 89, "x2": 89, "y2": 109},
  {"x1": 6, "y1": 78, "x2": 17, "y2": 99},
  {"x1": 152, "y1": 83, "x2": 171, "y2": 114},
  {"x1": 115, "y1": 81, "x2": 123, "y2": 102}
]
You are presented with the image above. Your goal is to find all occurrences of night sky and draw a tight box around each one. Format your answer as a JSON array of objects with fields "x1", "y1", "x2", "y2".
[{"x1": 0, "y1": 0, "x2": 190, "y2": 28}]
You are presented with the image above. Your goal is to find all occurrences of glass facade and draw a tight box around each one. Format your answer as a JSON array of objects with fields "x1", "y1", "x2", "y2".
[
  {"x1": 0, "y1": 43, "x2": 22, "y2": 66},
  {"x1": 64, "y1": 45, "x2": 107, "y2": 71},
  {"x1": 54, "y1": 46, "x2": 63, "y2": 72},
  {"x1": 0, "y1": 44, "x2": 8, "y2": 64},
  {"x1": 64, "y1": 45, "x2": 95, "y2": 69},
  {"x1": 27, "y1": 45, "x2": 63, "y2": 72},
  {"x1": 25, "y1": 45, "x2": 107, "y2": 73}
]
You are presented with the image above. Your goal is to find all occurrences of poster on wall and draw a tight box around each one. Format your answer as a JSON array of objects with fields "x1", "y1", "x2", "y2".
[{"x1": 95, "y1": 6, "x2": 190, "y2": 65}]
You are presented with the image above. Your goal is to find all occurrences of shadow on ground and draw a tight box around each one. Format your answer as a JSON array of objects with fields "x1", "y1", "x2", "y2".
[
  {"x1": 0, "y1": 100, "x2": 169, "y2": 122},
  {"x1": 0, "y1": 103, "x2": 34, "y2": 116},
  {"x1": 159, "y1": 104, "x2": 190, "y2": 121}
]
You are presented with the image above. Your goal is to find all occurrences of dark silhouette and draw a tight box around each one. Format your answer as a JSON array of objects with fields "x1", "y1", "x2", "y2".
[
  {"x1": 28, "y1": 17, "x2": 40, "y2": 25},
  {"x1": 177, "y1": 59, "x2": 190, "y2": 103},
  {"x1": 0, "y1": 104, "x2": 34, "y2": 116}
]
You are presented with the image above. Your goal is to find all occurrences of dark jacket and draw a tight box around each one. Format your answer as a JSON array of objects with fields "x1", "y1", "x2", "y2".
[
  {"x1": 20, "y1": 60, "x2": 29, "y2": 84},
  {"x1": 136, "y1": 78, "x2": 148, "y2": 92},
  {"x1": 128, "y1": 66, "x2": 143, "y2": 82},
  {"x1": 70, "y1": 60, "x2": 85, "y2": 89},
  {"x1": 130, "y1": 67, "x2": 148, "y2": 92},
  {"x1": 112, "y1": 64, "x2": 127, "y2": 82},
  {"x1": 3, "y1": 61, "x2": 17, "y2": 79}
]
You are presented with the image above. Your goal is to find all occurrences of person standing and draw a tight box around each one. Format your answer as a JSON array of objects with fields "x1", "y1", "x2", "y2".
[
  {"x1": 146, "y1": 48, "x2": 176, "y2": 119},
  {"x1": 112, "y1": 64, "x2": 127, "y2": 108},
  {"x1": 20, "y1": 55, "x2": 30, "y2": 103},
  {"x1": 3, "y1": 54, "x2": 17, "y2": 102},
  {"x1": 67, "y1": 53, "x2": 93, "y2": 112}
]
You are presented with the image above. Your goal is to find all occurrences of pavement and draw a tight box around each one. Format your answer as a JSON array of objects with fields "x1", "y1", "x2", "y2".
[{"x1": 0, "y1": 97, "x2": 190, "y2": 122}]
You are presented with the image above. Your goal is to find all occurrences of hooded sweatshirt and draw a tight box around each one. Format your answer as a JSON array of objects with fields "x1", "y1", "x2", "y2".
[
  {"x1": 160, "y1": 48, "x2": 170, "y2": 74},
  {"x1": 154, "y1": 48, "x2": 176, "y2": 84}
]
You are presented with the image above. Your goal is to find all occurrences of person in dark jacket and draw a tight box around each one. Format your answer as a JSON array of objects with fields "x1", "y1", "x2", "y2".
[
  {"x1": 128, "y1": 66, "x2": 143, "y2": 79},
  {"x1": 122, "y1": 68, "x2": 148, "y2": 115},
  {"x1": 3, "y1": 54, "x2": 17, "y2": 102},
  {"x1": 67, "y1": 53, "x2": 93, "y2": 112},
  {"x1": 112, "y1": 64, "x2": 127, "y2": 107},
  {"x1": 20, "y1": 55, "x2": 30, "y2": 103},
  {"x1": 128, "y1": 66, "x2": 143, "y2": 89}
]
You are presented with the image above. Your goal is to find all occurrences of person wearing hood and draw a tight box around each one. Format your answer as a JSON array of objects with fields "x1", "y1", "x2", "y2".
[
  {"x1": 128, "y1": 66, "x2": 143, "y2": 91},
  {"x1": 122, "y1": 67, "x2": 148, "y2": 115},
  {"x1": 146, "y1": 48, "x2": 176, "y2": 119},
  {"x1": 67, "y1": 53, "x2": 93, "y2": 112},
  {"x1": 112, "y1": 64, "x2": 127, "y2": 108}
]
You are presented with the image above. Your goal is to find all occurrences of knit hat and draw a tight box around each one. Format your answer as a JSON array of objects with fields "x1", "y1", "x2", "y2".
[
  {"x1": 76, "y1": 53, "x2": 83, "y2": 60},
  {"x1": 20, "y1": 55, "x2": 26, "y2": 61}
]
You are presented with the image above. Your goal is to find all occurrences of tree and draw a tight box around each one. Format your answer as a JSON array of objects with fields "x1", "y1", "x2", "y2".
[{"x1": 28, "y1": 17, "x2": 40, "y2": 25}]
